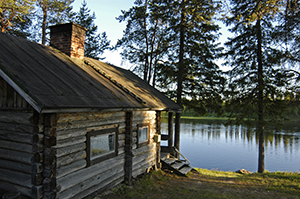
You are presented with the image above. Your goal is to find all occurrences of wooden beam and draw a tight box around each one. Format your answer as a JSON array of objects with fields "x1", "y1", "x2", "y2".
[
  {"x1": 174, "y1": 112, "x2": 181, "y2": 158},
  {"x1": 168, "y1": 112, "x2": 174, "y2": 149},
  {"x1": 155, "y1": 111, "x2": 161, "y2": 169},
  {"x1": 124, "y1": 111, "x2": 133, "y2": 185}
]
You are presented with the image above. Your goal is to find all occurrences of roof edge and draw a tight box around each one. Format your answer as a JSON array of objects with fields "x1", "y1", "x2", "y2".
[
  {"x1": 0, "y1": 68, "x2": 43, "y2": 113},
  {"x1": 40, "y1": 107, "x2": 182, "y2": 114}
]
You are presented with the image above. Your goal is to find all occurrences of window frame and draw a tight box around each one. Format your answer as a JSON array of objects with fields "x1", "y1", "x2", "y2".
[
  {"x1": 86, "y1": 126, "x2": 119, "y2": 166},
  {"x1": 136, "y1": 123, "x2": 150, "y2": 148}
]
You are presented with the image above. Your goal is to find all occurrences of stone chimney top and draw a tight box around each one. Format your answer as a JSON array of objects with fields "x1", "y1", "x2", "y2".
[{"x1": 50, "y1": 23, "x2": 86, "y2": 60}]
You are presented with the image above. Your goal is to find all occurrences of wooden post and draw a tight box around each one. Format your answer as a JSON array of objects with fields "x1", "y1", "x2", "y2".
[
  {"x1": 43, "y1": 113, "x2": 57, "y2": 199},
  {"x1": 124, "y1": 111, "x2": 133, "y2": 185},
  {"x1": 168, "y1": 112, "x2": 174, "y2": 151},
  {"x1": 174, "y1": 112, "x2": 181, "y2": 158},
  {"x1": 32, "y1": 111, "x2": 45, "y2": 199},
  {"x1": 155, "y1": 111, "x2": 161, "y2": 169}
]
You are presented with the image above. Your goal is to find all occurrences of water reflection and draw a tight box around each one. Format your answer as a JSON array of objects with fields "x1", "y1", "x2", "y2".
[{"x1": 161, "y1": 118, "x2": 300, "y2": 172}]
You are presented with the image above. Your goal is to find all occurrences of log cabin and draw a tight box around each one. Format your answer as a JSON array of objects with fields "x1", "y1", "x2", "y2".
[{"x1": 0, "y1": 23, "x2": 181, "y2": 199}]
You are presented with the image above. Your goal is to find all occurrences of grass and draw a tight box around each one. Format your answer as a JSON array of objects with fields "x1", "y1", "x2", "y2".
[{"x1": 93, "y1": 169, "x2": 300, "y2": 199}]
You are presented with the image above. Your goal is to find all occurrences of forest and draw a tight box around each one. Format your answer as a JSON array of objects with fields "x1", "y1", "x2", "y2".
[{"x1": 1, "y1": 0, "x2": 300, "y2": 173}]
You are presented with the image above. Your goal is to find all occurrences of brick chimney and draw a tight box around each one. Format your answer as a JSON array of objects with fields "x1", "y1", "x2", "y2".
[{"x1": 50, "y1": 23, "x2": 86, "y2": 59}]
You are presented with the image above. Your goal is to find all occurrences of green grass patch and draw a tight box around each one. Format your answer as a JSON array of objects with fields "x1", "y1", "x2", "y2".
[{"x1": 94, "y1": 169, "x2": 300, "y2": 199}]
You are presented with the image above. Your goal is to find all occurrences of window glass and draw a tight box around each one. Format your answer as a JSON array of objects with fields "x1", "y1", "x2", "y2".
[
  {"x1": 139, "y1": 126, "x2": 148, "y2": 143},
  {"x1": 90, "y1": 132, "x2": 115, "y2": 159},
  {"x1": 87, "y1": 126, "x2": 118, "y2": 166}
]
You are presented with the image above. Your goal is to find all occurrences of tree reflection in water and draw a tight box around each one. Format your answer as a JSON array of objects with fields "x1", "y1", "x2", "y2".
[{"x1": 161, "y1": 118, "x2": 300, "y2": 172}]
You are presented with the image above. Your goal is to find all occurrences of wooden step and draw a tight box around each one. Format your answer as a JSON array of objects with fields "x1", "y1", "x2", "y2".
[
  {"x1": 163, "y1": 158, "x2": 177, "y2": 165},
  {"x1": 179, "y1": 166, "x2": 193, "y2": 175},
  {"x1": 160, "y1": 151, "x2": 195, "y2": 176},
  {"x1": 172, "y1": 162, "x2": 185, "y2": 170}
]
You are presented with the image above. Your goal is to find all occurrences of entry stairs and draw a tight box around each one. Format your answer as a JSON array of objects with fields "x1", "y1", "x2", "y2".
[{"x1": 160, "y1": 147, "x2": 195, "y2": 176}]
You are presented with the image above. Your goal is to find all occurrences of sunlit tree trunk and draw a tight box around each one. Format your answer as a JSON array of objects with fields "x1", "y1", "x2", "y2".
[{"x1": 41, "y1": 3, "x2": 47, "y2": 45}]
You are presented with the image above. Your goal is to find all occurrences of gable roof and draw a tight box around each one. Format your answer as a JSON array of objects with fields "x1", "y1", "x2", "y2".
[{"x1": 0, "y1": 32, "x2": 181, "y2": 113}]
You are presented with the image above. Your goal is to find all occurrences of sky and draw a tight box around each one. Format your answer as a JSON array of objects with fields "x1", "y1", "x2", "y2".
[{"x1": 72, "y1": 0, "x2": 135, "y2": 69}]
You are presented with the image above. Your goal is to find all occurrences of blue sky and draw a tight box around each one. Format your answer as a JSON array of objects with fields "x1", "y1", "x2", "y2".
[{"x1": 72, "y1": 0, "x2": 135, "y2": 68}]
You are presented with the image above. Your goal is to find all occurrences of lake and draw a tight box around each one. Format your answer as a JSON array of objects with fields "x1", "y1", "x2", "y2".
[{"x1": 161, "y1": 118, "x2": 300, "y2": 172}]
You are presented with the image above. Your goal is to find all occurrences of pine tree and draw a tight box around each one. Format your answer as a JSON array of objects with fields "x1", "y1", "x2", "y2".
[
  {"x1": 74, "y1": 0, "x2": 110, "y2": 60},
  {"x1": 34, "y1": 0, "x2": 74, "y2": 44},
  {"x1": 223, "y1": 0, "x2": 297, "y2": 173},
  {"x1": 116, "y1": 0, "x2": 167, "y2": 86},
  {"x1": 273, "y1": 0, "x2": 300, "y2": 68},
  {"x1": 155, "y1": 0, "x2": 224, "y2": 113},
  {"x1": 0, "y1": 0, "x2": 35, "y2": 36}
]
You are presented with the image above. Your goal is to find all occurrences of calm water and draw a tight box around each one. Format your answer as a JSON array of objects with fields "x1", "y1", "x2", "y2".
[{"x1": 161, "y1": 118, "x2": 300, "y2": 172}]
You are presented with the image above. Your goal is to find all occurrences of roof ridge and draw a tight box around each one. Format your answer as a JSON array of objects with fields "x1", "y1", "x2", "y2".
[{"x1": 84, "y1": 60, "x2": 146, "y2": 105}]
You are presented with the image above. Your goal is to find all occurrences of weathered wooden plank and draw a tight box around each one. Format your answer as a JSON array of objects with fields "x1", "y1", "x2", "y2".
[
  {"x1": 118, "y1": 133, "x2": 125, "y2": 140},
  {"x1": 0, "y1": 130, "x2": 34, "y2": 144},
  {"x1": 56, "y1": 128, "x2": 86, "y2": 141},
  {"x1": 57, "y1": 111, "x2": 125, "y2": 124},
  {"x1": 163, "y1": 158, "x2": 177, "y2": 165},
  {"x1": 32, "y1": 185, "x2": 44, "y2": 199},
  {"x1": 179, "y1": 166, "x2": 193, "y2": 175},
  {"x1": 32, "y1": 163, "x2": 44, "y2": 174},
  {"x1": 57, "y1": 164, "x2": 124, "y2": 199},
  {"x1": 0, "y1": 140, "x2": 32, "y2": 153},
  {"x1": 118, "y1": 140, "x2": 125, "y2": 147},
  {"x1": 0, "y1": 148, "x2": 33, "y2": 164},
  {"x1": 44, "y1": 126, "x2": 56, "y2": 137},
  {"x1": 0, "y1": 159, "x2": 31, "y2": 174},
  {"x1": 0, "y1": 122, "x2": 33, "y2": 133},
  {"x1": 0, "y1": 168, "x2": 31, "y2": 188},
  {"x1": 172, "y1": 162, "x2": 185, "y2": 170},
  {"x1": 132, "y1": 149, "x2": 156, "y2": 165},
  {"x1": 57, "y1": 154, "x2": 125, "y2": 192},
  {"x1": 133, "y1": 111, "x2": 156, "y2": 118},
  {"x1": 118, "y1": 147, "x2": 125, "y2": 155},
  {"x1": 0, "y1": 111, "x2": 33, "y2": 125},
  {"x1": 5, "y1": 183, "x2": 32, "y2": 198},
  {"x1": 132, "y1": 159, "x2": 156, "y2": 178},
  {"x1": 57, "y1": 150, "x2": 86, "y2": 168},
  {"x1": 56, "y1": 142, "x2": 86, "y2": 157},
  {"x1": 132, "y1": 143, "x2": 156, "y2": 157},
  {"x1": 56, "y1": 135, "x2": 86, "y2": 148},
  {"x1": 56, "y1": 117, "x2": 125, "y2": 131},
  {"x1": 74, "y1": 178, "x2": 124, "y2": 199},
  {"x1": 32, "y1": 173, "x2": 43, "y2": 186},
  {"x1": 56, "y1": 159, "x2": 86, "y2": 178}
]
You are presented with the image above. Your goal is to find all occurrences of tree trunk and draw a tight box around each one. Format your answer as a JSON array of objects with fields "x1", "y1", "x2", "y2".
[
  {"x1": 177, "y1": 0, "x2": 185, "y2": 107},
  {"x1": 256, "y1": 19, "x2": 265, "y2": 173},
  {"x1": 42, "y1": 4, "x2": 47, "y2": 45}
]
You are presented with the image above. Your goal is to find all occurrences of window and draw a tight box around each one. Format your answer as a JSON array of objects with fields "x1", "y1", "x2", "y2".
[
  {"x1": 137, "y1": 123, "x2": 150, "y2": 147},
  {"x1": 87, "y1": 126, "x2": 118, "y2": 166}
]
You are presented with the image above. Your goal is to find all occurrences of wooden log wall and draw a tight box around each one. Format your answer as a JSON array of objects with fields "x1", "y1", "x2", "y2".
[
  {"x1": 131, "y1": 111, "x2": 157, "y2": 178},
  {"x1": 0, "y1": 110, "x2": 43, "y2": 199},
  {"x1": 55, "y1": 111, "x2": 126, "y2": 199},
  {"x1": 0, "y1": 77, "x2": 30, "y2": 109}
]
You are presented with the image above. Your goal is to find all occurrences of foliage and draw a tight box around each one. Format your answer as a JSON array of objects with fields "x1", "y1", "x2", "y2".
[
  {"x1": 155, "y1": 0, "x2": 225, "y2": 115},
  {"x1": 222, "y1": 0, "x2": 300, "y2": 173},
  {"x1": 0, "y1": 0, "x2": 35, "y2": 35},
  {"x1": 223, "y1": 0, "x2": 291, "y2": 124},
  {"x1": 116, "y1": 0, "x2": 168, "y2": 86},
  {"x1": 273, "y1": 0, "x2": 300, "y2": 70},
  {"x1": 32, "y1": 0, "x2": 75, "y2": 44},
  {"x1": 73, "y1": 0, "x2": 111, "y2": 60},
  {"x1": 117, "y1": 0, "x2": 225, "y2": 115}
]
